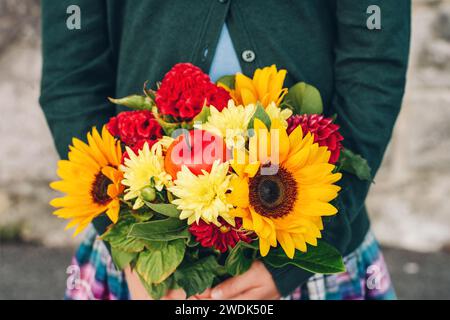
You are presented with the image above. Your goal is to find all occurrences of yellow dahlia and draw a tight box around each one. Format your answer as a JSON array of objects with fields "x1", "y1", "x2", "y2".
[
  {"x1": 168, "y1": 160, "x2": 234, "y2": 226},
  {"x1": 220, "y1": 65, "x2": 288, "y2": 108},
  {"x1": 196, "y1": 100, "x2": 256, "y2": 149},
  {"x1": 120, "y1": 142, "x2": 172, "y2": 210},
  {"x1": 50, "y1": 126, "x2": 124, "y2": 236},
  {"x1": 228, "y1": 119, "x2": 342, "y2": 258},
  {"x1": 265, "y1": 102, "x2": 293, "y2": 128}
]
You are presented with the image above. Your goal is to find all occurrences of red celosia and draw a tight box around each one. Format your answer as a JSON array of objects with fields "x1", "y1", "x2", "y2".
[
  {"x1": 287, "y1": 114, "x2": 344, "y2": 164},
  {"x1": 106, "y1": 110, "x2": 163, "y2": 159},
  {"x1": 155, "y1": 63, "x2": 230, "y2": 121},
  {"x1": 189, "y1": 218, "x2": 253, "y2": 253}
]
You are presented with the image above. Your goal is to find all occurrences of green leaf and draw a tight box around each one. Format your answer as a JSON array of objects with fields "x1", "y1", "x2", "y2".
[
  {"x1": 154, "y1": 115, "x2": 181, "y2": 136},
  {"x1": 131, "y1": 211, "x2": 154, "y2": 222},
  {"x1": 248, "y1": 103, "x2": 271, "y2": 130},
  {"x1": 136, "y1": 239, "x2": 186, "y2": 284},
  {"x1": 262, "y1": 240, "x2": 345, "y2": 274},
  {"x1": 138, "y1": 273, "x2": 174, "y2": 300},
  {"x1": 339, "y1": 148, "x2": 372, "y2": 181},
  {"x1": 192, "y1": 105, "x2": 211, "y2": 124},
  {"x1": 285, "y1": 82, "x2": 323, "y2": 115},
  {"x1": 174, "y1": 256, "x2": 221, "y2": 298},
  {"x1": 216, "y1": 75, "x2": 236, "y2": 89},
  {"x1": 129, "y1": 218, "x2": 189, "y2": 241},
  {"x1": 225, "y1": 241, "x2": 257, "y2": 276},
  {"x1": 144, "y1": 202, "x2": 180, "y2": 218},
  {"x1": 101, "y1": 217, "x2": 146, "y2": 253},
  {"x1": 111, "y1": 247, "x2": 137, "y2": 270},
  {"x1": 108, "y1": 95, "x2": 153, "y2": 110}
]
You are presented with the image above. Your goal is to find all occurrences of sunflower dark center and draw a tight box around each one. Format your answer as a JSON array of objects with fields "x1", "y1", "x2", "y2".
[
  {"x1": 91, "y1": 172, "x2": 112, "y2": 205},
  {"x1": 249, "y1": 166, "x2": 297, "y2": 218},
  {"x1": 258, "y1": 177, "x2": 283, "y2": 208}
]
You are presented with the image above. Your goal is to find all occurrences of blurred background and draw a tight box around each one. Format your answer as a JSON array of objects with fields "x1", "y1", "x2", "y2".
[{"x1": 0, "y1": 0, "x2": 449, "y2": 299}]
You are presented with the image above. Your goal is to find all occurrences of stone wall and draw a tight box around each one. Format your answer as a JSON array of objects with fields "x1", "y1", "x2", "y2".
[
  {"x1": 366, "y1": 0, "x2": 450, "y2": 252},
  {"x1": 0, "y1": 0, "x2": 72, "y2": 246},
  {"x1": 0, "y1": 0, "x2": 449, "y2": 250}
]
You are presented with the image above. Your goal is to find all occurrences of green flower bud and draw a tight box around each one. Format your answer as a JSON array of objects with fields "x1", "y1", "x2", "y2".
[
  {"x1": 141, "y1": 186, "x2": 156, "y2": 202},
  {"x1": 108, "y1": 95, "x2": 153, "y2": 111}
]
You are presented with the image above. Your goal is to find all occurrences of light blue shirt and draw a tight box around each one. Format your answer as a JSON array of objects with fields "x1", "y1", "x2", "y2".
[{"x1": 209, "y1": 24, "x2": 242, "y2": 82}]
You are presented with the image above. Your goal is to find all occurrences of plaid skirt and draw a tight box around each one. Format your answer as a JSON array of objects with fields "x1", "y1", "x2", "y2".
[{"x1": 65, "y1": 227, "x2": 396, "y2": 300}]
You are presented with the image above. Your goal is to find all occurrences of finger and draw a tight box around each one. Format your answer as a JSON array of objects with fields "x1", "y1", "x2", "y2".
[
  {"x1": 195, "y1": 288, "x2": 212, "y2": 299},
  {"x1": 124, "y1": 267, "x2": 152, "y2": 300},
  {"x1": 231, "y1": 288, "x2": 262, "y2": 300},
  {"x1": 231, "y1": 287, "x2": 280, "y2": 300},
  {"x1": 211, "y1": 270, "x2": 257, "y2": 299}
]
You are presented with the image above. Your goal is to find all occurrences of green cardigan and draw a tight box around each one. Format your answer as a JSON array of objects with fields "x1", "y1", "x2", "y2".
[{"x1": 40, "y1": 0, "x2": 410, "y2": 296}]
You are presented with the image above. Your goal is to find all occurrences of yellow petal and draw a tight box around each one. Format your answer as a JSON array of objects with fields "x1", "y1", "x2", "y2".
[
  {"x1": 241, "y1": 88, "x2": 257, "y2": 106},
  {"x1": 231, "y1": 148, "x2": 249, "y2": 177},
  {"x1": 259, "y1": 238, "x2": 271, "y2": 257},
  {"x1": 278, "y1": 231, "x2": 295, "y2": 259},
  {"x1": 235, "y1": 73, "x2": 255, "y2": 92},
  {"x1": 106, "y1": 201, "x2": 120, "y2": 223},
  {"x1": 242, "y1": 216, "x2": 254, "y2": 230},
  {"x1": 228, "y1": 177, "x2": 250, "y2": 208},
  {"x1": 292, "y1": 234, "x2": 308, "y2": 252},
  {"x1": 250, "y1": 207, "x2": 264, "y2": 233},
  {"x1": 255, "y1": 68, "x2": 270, "y2": 99},
  {"x1": 270, "y1": 118, "x2": 290, "y2": 163},
  {"x1": 244, "y1": 161, "x2": 260, "y2": 178},
  {"x1": 229, "y1": 207, "x2": 248, "y2": 218},
  {"x1": 284, "y1": 147, "x2": 310, "y2": 172},
  {"x1": 87, "y1": 131, "x2": 108, "y2": 167}
]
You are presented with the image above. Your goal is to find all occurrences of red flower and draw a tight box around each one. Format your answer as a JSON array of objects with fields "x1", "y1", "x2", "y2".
[
  {"x1": 107, "y1": 110, "x2": 163, "y2": 146},
  {"x1": 106, "y1": 110, "x2": 163, "y2": 161},
  {"x1": 287, "y1": 114, "x2": 344, "y2": 164},
  {"x1": 155, "y1": 63, "x2": 231, "y2": 121},
  {"x1": 189, "y1": 218, "x2": 253, "y2": 253}
]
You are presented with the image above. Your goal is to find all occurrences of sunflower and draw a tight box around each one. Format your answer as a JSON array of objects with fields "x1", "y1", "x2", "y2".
[
  {"x1": 120, "y1": 141, "x2": 172, "y2": 210},
  {"x1": 220, "y1": 65, "x2": 288, "y2": 108},
  {"x1": 168, "y1": 160, "x2": 235, "y2": 226},
  {"x1": 227, "y1": 119, "x2": 342, "y2": 258},
  {"x1": 50, "y1": 126, "x2": 124, "y2": 236},
  {"x1": 196, "y1": 100, "x2": 256, "y2": 149}
]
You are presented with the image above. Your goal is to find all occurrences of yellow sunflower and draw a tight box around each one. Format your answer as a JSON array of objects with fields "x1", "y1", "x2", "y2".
[
  {"x1": 50, "y1": 126, "x2": 124, "y2": 236},
  {"x1": 228, "y1": 119, "x2": 342, "y2": 258},
  {"x1": 220, "y1": 65, "x2": 288, "y2": 108}
]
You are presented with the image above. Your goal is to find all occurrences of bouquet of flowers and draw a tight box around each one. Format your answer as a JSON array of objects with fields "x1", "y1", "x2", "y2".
[{"x1": 50, "y1": 63, "x2": 371, "y2": 299}]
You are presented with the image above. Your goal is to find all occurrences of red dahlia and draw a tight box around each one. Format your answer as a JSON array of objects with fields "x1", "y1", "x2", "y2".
[
  {"x1": 189, "y1": 218, "x2": 253, "y2": 253},
  {"x1": 106, "y1": 110, "x2": 163, "y2": 158},
  {"x1": 155, "y1": 63, "x2": 230, "y2": 121},
  {"x1": 287, "y1": 114, "x2": 344, "y2": 164}
]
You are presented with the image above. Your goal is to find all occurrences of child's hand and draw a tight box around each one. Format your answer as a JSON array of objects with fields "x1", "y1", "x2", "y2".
[
  {"x1": 195, "y1": 261, "x2": 281, "y2": 300},
  {"x1": 125, "y1": 260, "x2": 281, "y2": 300}
]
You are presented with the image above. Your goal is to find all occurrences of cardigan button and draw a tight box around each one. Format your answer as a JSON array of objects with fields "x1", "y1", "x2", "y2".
[
  {"x1": 242, "y1": 50, "x2": 256, "y2": 63},
  {"x1": 218, "y1": 0, "x2": 228, "y2": 3}
]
